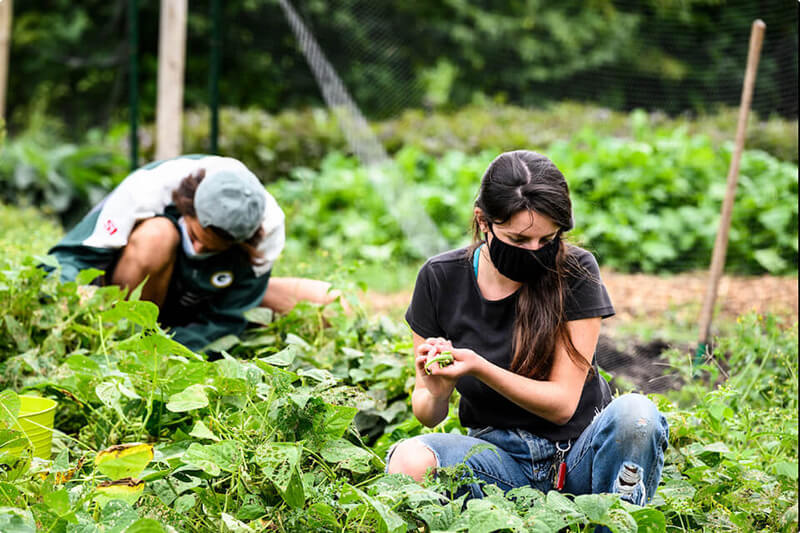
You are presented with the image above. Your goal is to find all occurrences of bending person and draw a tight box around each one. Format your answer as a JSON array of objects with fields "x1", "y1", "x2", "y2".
[
  {"x1": 387, "y1": 150, "x2": 668, "y2": 506},
  {"x1": 47, "y1": 154, "x2": 340, "y2": 351}
]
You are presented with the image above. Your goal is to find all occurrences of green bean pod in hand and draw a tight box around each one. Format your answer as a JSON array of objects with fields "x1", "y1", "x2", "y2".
[{"x1": 425, "y1": 350, "x2": 454, "y2": 374}]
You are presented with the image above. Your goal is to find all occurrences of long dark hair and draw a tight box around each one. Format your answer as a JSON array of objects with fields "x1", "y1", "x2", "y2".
[
  {"x1": 471, "y1": 150, "x2": 591, "y2": 380},
  {"x1": 172, "y1": 169, "x2": 266, "y2": 266}
]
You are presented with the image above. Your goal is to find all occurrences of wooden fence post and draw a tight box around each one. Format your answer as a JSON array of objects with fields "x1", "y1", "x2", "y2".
[
  {"x1": 697, "y1": 19, "x2": 766, "y2": 360},
  {"x1": 155, "y1": 0, "x2": 187, "y2": 160},
  {"x1": 0, "y1": 0, "x2": 12, "y2": 123}
]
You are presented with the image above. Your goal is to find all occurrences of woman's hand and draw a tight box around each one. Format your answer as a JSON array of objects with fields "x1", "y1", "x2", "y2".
[
  {"x1": 424, "y1": 346, "x2": 483, "y2": 381},
  {"x1": 415, "y1": 337, "x2": 457, "y2": 399}
]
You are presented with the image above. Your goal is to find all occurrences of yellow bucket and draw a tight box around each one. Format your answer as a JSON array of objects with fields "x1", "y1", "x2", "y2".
[{"x1": 8, "y1": 396, "x2": 58, "y2": 459}]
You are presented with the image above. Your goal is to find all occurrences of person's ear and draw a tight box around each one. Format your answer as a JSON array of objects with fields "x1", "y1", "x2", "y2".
[{"x1": 474, "y1": 207, "x2": 489, "y2": 233}]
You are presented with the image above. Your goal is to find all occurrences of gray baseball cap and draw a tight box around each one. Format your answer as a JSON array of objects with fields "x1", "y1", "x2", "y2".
[{"x1": 194, "y1": 168, "x2": 267, "y2": 241}]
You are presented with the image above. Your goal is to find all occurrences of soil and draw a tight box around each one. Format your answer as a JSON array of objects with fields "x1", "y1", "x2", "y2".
[{"x1": 363, "y1": 270, "x2": 798, "y2": 394}]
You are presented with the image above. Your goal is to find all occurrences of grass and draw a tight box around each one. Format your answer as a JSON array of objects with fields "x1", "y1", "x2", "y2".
[{"x1": 0, "y1": 202, "x2": 62, "y2": 266}]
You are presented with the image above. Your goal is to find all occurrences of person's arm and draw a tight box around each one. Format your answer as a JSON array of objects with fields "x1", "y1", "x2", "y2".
[
  {"x1": 170, "y1": 272, "x2": 270, "y2": 352},
  {"x1": 410, "y1": 332, "x2": 458, "y2": 427},
  {"x1": 427, "y1": 317, "x2": 602, "y2": 425},
  {"x1": 260, "y1": 276, "x2": 343, "y2": 314}
]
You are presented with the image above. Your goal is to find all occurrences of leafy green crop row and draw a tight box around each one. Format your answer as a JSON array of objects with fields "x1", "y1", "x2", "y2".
[
  {"x1": 1, "y1": 103, "x2": 796, "y2": 229},
  {"x1": 158, "y1": 103, "x2": 800, "y2": 177},
  {"x1": 1, "y1": 248, "x2": 797, "y2": 531},
  {"x1": 0, "y1": 260, "x2": 657, "y2": 532},
  {"x1": 272, "y1": 121, "x2": 797, "y2": 276}
]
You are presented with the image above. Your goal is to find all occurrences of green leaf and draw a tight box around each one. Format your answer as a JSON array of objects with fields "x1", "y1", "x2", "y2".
[
  {"x1": 253, "y1": 363, "x2": 299, "y2": 388},
  {"x1": 116, "y1": 331, "x2": 201, "y2": 362},
  {"x1": 288, "y1": 391, "x2": 311, "y2": 409},
  {"x1": 95, "y1": 381, "x2": 122, "y2": 409},
  {"x1": 757, "y1": 205, "x2": 792, "y2": 232},
  {"x1": 93, "y1": 479, "x2": 145, "y2": 508},
  {"x1": 781, "y1": 503, "x2": 798, "y2": 529},
  {"x1": 236, "y1": 500, "x2": 266, "y2": 521},
  {"x1": 701, "y1": 442, "x2": 731, "y2": 454},
  {"x1": 630, "y1": 508, "x2": 666, "y2": 533},
  {"x1": 598, "y1": 507, "x2": 638, "y2": 533},
  {"x1": 66, "y1": 354, "x2": 101, "y2": 375},
  {"x1": 101, "y1": 300, "x2": 159, "y2": 329},
  {"x1": 657, "y1": 479, "x2": 695, "y2": 504},
  {"x1": 321, "y1": 403, "x2": 358, "y2": 441},
  {"x1": 285, "y1": 333, "x2": 311, "y2": 351},
  {"x1": 0, "y1": 508, "x2": 36, "y2": 533},
  {"x1": 0, "y1": 481, "x2": 21, "y2": 505},
  {"x1": 95, "y1": 443, "x2": 154, "y2": 480},
  {"x1": 753, "y1": 248, "x2": 788, "y2": 273},
  {"x1": 319, "y1": 439, "x2": 374, "y2": 474},
  {"x1": 526, "y1": 503, "x2": 572, "y2": 532},
  {"x1": 574, "y1": 494, "x2": 617, "y2": 522},
  {"x1": 203, "y1": 334, "x2": 240, "y2": 353},
  {"x1": 0, "y1": 429, "x2": 28, "y2": 460},
  {"x1": 166, "y1": 384, "x2": 209, "y2": 413},
  {"x1": 188, "y1": 421, "x2": 220, "y2": 442},
  {"x1": 543, "y1": 491, "x2": 585, "y2": 525},
  {"x1": 640, "y1": 239, "x2": 676, "y2": 263},
  {"x1": 307, "y1": 503, "x2": 341, "y2": 530},
  {"x1": 42, "y1": 489, "x2": 71, "y2": 516},
  {"x1": 253, "y1": 442, "x2": 305, "y2": 508},
  {"x1": 298, "y1": 367, "x2": 336, "y2": 383},
  {"x1": 123, "y1": 518, "x2": 166, "y2": 533},
  {"x1": 75, "y1": 268, "x2": 105, "y2": 285},
  {"x1": 220, "y1": 513, "x2": 254, "y2": 533},
  {"x1": 243, "y1": 306, "x2": 274, "y2": 325},
  {"x1": 341, "y1": 485, "x2": 406, "y2": 533},
  {"x1": 707, "y1": 402, "x2": 732, "y2": 422},
  {"x1": 260, "y1": 346, "x2": 297, "y2": 367},
  {"x1": 458, "y1": 497, "x2": 524, "y2": 533},
  {"x1": 0, "y1": 391, "x2": 21, "y2": 427},
  {"x1": 3, "y1": 316, "x2": 31, "y2": 351},
  {"x1": 773, "y1": 461, "x2": 798, "y2": 480},
  {"x1": 412, "y1": 501, "x2": 464, "y2": 531},
  {"x1": 182, "y1": 441, "x2": 240, "y2": 477}
]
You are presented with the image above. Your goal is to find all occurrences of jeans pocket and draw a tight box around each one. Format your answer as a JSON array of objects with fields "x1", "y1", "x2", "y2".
[{"x1": 515, "y1": 429, "x2": 558, "y2": 490}]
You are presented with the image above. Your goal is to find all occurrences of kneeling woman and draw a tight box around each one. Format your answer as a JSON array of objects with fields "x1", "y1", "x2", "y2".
[{"x1": 387, "y1": 150, "x2": 668, "y2": 505}]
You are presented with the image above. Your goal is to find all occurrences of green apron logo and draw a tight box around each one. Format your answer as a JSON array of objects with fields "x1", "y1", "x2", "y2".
[{"x1": 210, "y1": 271, "x2": 234, "y2": 288}]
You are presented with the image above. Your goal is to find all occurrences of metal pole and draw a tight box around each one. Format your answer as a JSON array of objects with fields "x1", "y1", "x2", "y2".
[
  {"x1": 696, "y1": 19, "x2": 766, "y2": 362},
  {"x1": 209, "y1": 0, "x2": 220, "y2": 154},
  {"x1": 128, "y1": 0, "x2": 139, "y2": 170}
]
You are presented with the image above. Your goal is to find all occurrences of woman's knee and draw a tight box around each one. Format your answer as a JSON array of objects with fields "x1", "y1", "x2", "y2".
[
  {"x1": 604, "y1": 394, "x2": 668, "y2": 445},
  {"x1": 386, "y1": 438, "x2": 438, "y2": 482}
]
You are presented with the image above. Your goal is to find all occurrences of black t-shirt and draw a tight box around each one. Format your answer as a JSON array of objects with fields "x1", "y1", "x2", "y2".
[{"x1": 405, "y1": 245, "x2": 616, "y2": 441}]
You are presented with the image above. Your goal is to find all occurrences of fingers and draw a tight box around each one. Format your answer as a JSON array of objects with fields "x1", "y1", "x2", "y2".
[{"x1": 417, "y1": 337, "x2": 452, "y2": 355}]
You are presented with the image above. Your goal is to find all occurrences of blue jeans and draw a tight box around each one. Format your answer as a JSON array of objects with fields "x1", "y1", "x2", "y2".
[{"x1": 386, "y1": 394, "x2": 669, "y2": 505}]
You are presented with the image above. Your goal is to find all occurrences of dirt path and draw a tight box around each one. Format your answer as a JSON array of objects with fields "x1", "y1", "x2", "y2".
[{"x1": 599, "y1": 270, "x2": 797, "y2": 324}]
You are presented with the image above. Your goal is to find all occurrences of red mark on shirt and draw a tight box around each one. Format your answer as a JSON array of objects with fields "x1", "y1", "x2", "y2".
[{"x1": 104, "y1": 219, "x2": 118, "y2": 235}]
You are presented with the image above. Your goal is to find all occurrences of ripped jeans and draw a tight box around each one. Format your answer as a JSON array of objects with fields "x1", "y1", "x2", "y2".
[{"x1": 386, "y1": 393, "x2": 669, "y2": 505}]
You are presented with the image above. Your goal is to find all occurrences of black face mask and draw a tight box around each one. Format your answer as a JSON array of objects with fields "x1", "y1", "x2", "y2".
[{"x1": 487, "y1": 226, "x2": 560, "y2": 283}]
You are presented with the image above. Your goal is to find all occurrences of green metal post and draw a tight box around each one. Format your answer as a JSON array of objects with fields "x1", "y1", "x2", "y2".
[
  {"x1": 209, "y1": 0, "x2": 221, "y2": 154},
  {"x1": 128, "y1": 0, "x2": 139, "y2": 170}
]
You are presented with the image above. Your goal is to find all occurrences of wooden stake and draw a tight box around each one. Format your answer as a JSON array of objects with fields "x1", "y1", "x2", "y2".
[
  {"x1": 155, "y1": 0, "x2": 187, "y2": 160},
  {"x1": 697, "y1": 19, "x2": 766, "y2": 356},
  {"x1": 0, "y1": 0, "x2": 12, "y2": 122}
]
